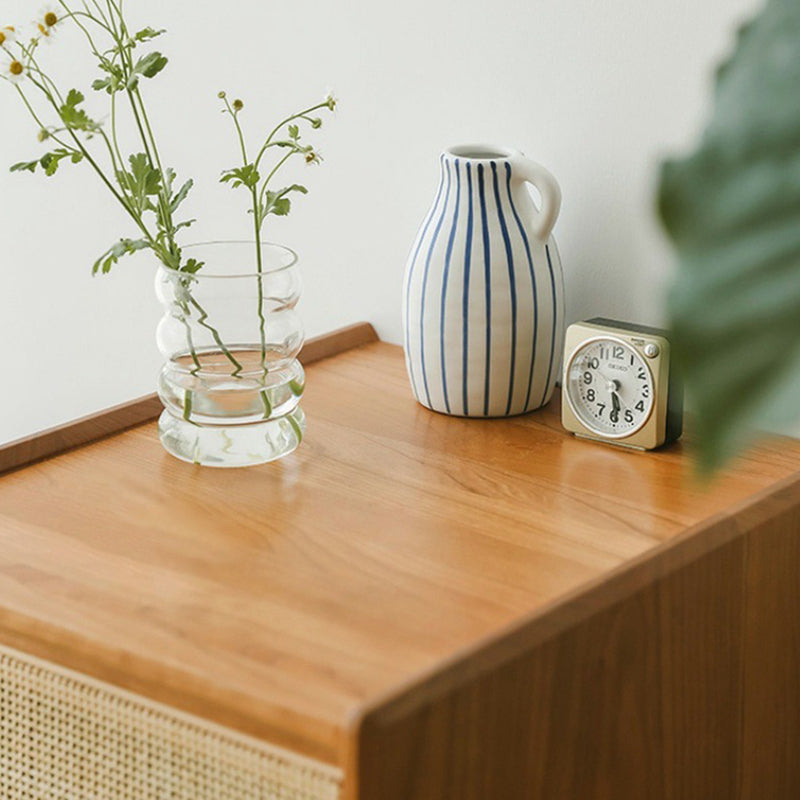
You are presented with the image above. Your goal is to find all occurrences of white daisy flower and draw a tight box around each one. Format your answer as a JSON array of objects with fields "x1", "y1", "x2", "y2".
[
  {"x1": 0, "y1": 26, "x2": 17, "y2": 50},
  {"x1": 36, "y1": 6, "x2": 60, "y2": 40},
  {"x1": 4, "y1": 57, "x2": 25, "y2": 84}
]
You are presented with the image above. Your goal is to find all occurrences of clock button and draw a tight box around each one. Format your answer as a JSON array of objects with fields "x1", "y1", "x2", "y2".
[{"x1": 644, "y1": 343, "x2": 660, "y2": 358}]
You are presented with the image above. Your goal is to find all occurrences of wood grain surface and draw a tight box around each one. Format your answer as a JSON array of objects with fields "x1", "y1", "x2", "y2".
[
  {"x1": 350, "y1": 472, "x2": 800, "y2": 800},
  {"x1": 0, "y1": 339, "x2": 798, "y2": 780},
  {"x1": 0, "y1": 321, "x2": 377, "y2": 475}
]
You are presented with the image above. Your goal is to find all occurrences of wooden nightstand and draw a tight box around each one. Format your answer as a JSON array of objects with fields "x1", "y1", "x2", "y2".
[{"x1": 1, "y1": 323, "x2": 798, "y2": 799}]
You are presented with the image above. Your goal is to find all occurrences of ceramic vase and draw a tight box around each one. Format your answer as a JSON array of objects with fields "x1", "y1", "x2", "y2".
[{"x1": 402, "y1": 144, "x2": 565, "y2": 417}]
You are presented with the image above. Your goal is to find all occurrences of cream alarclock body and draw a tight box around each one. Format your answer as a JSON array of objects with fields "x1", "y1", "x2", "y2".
[{"x1": 561, "y1": 318, "x2": 683, "y2": 450}]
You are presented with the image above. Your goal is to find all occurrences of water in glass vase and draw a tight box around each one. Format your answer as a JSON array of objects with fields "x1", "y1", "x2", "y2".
[{"x1": 155, "y1": 242, "x2": 305, "y2": 467}]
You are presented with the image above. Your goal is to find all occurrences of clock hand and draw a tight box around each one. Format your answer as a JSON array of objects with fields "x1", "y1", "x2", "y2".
[{"x1": 595, "y1": 372, "x2": 632, "y2": 410}]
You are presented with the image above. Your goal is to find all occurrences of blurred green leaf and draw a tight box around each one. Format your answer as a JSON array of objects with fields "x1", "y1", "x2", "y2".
[{"x1": 658, "y1": 0, "x2": 800, "y2": 473}]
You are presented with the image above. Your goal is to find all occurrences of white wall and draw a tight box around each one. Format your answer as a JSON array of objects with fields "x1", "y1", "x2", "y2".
[{"x1": 0, "y1": 0, "x2": 761, "y2": 443}]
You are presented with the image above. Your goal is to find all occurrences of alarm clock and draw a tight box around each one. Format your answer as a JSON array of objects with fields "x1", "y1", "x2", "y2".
[{"x1": 561, "y1": 318, "x2": 683, "y2": 450}]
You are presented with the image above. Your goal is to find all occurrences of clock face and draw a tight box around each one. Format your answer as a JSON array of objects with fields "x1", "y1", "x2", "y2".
[{"x1": 565, "y1": 337, "x2": 654, "y2": 438}]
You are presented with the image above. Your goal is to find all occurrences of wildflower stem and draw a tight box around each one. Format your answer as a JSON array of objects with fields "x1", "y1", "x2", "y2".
[
  {"x1": 56, "y1": 2, "x2": 111, "y2": 52},
  {"x1": 253, "y1": 101, "x2": 329, "y2": 171},
  {"x1": 259, "y1": 150, "x2": 295, "y2": 209},
  {"x1": 13, "y1": 86, "x2": 73, "y2": 152},
  {"x1": 223, "y1": 97, "x2": 268, "y2": 371}
]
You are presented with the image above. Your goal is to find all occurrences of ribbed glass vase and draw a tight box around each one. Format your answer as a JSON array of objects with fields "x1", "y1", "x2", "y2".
[{"x1": 155, "y1": 241, "x2": 305, "y2": 467}]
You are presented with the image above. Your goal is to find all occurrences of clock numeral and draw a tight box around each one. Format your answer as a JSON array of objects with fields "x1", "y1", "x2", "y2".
[
  {"x1": 600, "y1": 346, "x2": 608, "y2": 359},
  {"x1": 625, "y1": 409, "x2": 634, "y2": 424},
  {"x1": 587, "y1": 357, "x2": 599, "y2": 369},
  {"x1": 583, "y1": 371, "x2": 592, "y2": 385},
  {"x1": 635, "y1": 400, "x2": 645, "y2": 412},
  {"x1": 586, "y1": 388, "x2": 596, "y2": 402},
  {"x1": 637, "y1": 369, "x2": 647, "y2": 380},
  {"x1": 596, "y1": 403, "x2": 606, "y2": 416},
  {"x1": 610, "y1": 409, "x2": 619, "y2": 424},
  {"x1": 612, "y1": 346, "x2": 624, "y2": 360},
  {"x1": 630, "y1": 355, "x2": 635, "y2": 366},
  {"x1": 642, "y1": 386, "x2": 650, "y2": 398}
]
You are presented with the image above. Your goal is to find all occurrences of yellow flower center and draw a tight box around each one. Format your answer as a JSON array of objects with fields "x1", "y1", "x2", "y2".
[
  {"x1": 9, "y1": 60, "x2": 23, "y2": 76},
  {"x1": 0, "y1": 32, "x2": 5, "y2": 45},
  {"x1": 44, "y1": 12, "x2": 57, "y2": 27}
]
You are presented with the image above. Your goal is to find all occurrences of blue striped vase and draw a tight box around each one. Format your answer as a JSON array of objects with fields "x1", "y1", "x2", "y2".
[{"x1": 403, "y1": 145, "x2": 565, "y2": 417}]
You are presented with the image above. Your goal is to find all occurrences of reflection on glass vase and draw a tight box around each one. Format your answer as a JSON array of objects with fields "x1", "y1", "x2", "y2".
[{"x1": 155, "y1": 241, "x2": 305, "y2": 468}]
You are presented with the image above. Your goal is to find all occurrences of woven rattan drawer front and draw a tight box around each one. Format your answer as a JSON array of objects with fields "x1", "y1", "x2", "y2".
[{"x1": 0, "y1": 644, "x2": 342, "y2": 800}]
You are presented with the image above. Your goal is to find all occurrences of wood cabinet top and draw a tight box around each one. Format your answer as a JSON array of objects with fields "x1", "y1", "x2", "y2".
[{"x1": 1, "y1": 337, "x2": 798, "y2": 766}]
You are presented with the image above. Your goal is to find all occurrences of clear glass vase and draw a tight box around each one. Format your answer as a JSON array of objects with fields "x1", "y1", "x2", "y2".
[{"x1": 155, "y1": 241, "x2": 305, "y2": 467}]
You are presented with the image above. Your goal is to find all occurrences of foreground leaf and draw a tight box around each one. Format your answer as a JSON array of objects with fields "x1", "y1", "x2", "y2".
[{"x1": 658, "y1": 0, "x2": 800, "y2": 473}]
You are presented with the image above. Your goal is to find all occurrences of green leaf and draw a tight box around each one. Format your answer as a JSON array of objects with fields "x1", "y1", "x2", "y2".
[
  {"x1": 65, "y1": 89, "x2": 83, "y2": 107},
  {"x1": 92, "y1": 61, "x2": 124, "y2": 94},
  {"x1": 658, "y1": 0, "x2": 800, "y2": 473},
  {"x1": 288, "y1": 124, "x2": 300, "y2": 140},
  {"x1": 133, "y1": 27, "x2": 165, "y2": 43},
  {"x1": 262, "y1": 184, "x2": 308, "y2": 221},
  {"x1": 120, "y1": 152, "x2": 162, "y2": 212},
  {"x1": 10, "y1": 159, "x2": 39, "y2": 174},
  {"x1": 180, "y1": 257, "x2": 204, "y2": 274},
  {"x1": 173, "y1": 219, "x2": 196, "y2": 233},
  {"x1": 11, "y1": 149, "x2": 84, "y2": 177},
  {"x1": 127, "y1": 51, "x2": 168, "y2": 88},
  {"x1": 59, "y1": 89, "x2": 100, "y2": 132},
  {"x1": 270, "y1": 196, "x2": 291, "y2": 215},
  {"x1": 169, "y1": 178, "x2": 193, "y2": 212},
  {"x1": 220, "y1": 163, "x2": 260, "y2": 189},
  {"x1": 92, "y1": 238, "x2": 150, "y2": 275}
]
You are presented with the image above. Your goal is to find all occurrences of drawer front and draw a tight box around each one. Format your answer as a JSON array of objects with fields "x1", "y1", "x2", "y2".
[{"x1": 0, "y1": 644, "x2": 342, "y2": 799}]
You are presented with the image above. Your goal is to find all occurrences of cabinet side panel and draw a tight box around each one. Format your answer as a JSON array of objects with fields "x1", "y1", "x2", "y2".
[
  {"x1": 740, "y1": 505, "x2": 800, "y2": 797},
  {"x1": 352, "y1": 509, "x2": 800, "y2": 800}
]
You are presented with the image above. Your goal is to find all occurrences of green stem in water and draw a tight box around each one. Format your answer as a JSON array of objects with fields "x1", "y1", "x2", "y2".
[
  {"x1": 186, "y1": 292, "x2": 243, "y2": 376},
  {"x1": 183, "y1": 388, "x2": 193, "y2": 421}
]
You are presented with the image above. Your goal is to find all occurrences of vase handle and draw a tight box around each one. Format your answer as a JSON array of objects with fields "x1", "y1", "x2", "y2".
[{"x1": 511, "y1": 156, "x2": 562, "y2": 241}]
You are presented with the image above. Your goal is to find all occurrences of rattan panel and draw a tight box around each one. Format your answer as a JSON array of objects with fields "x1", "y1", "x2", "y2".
[{"x1": 0, "y1": 644, "x2": 342, "y2": 799}]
